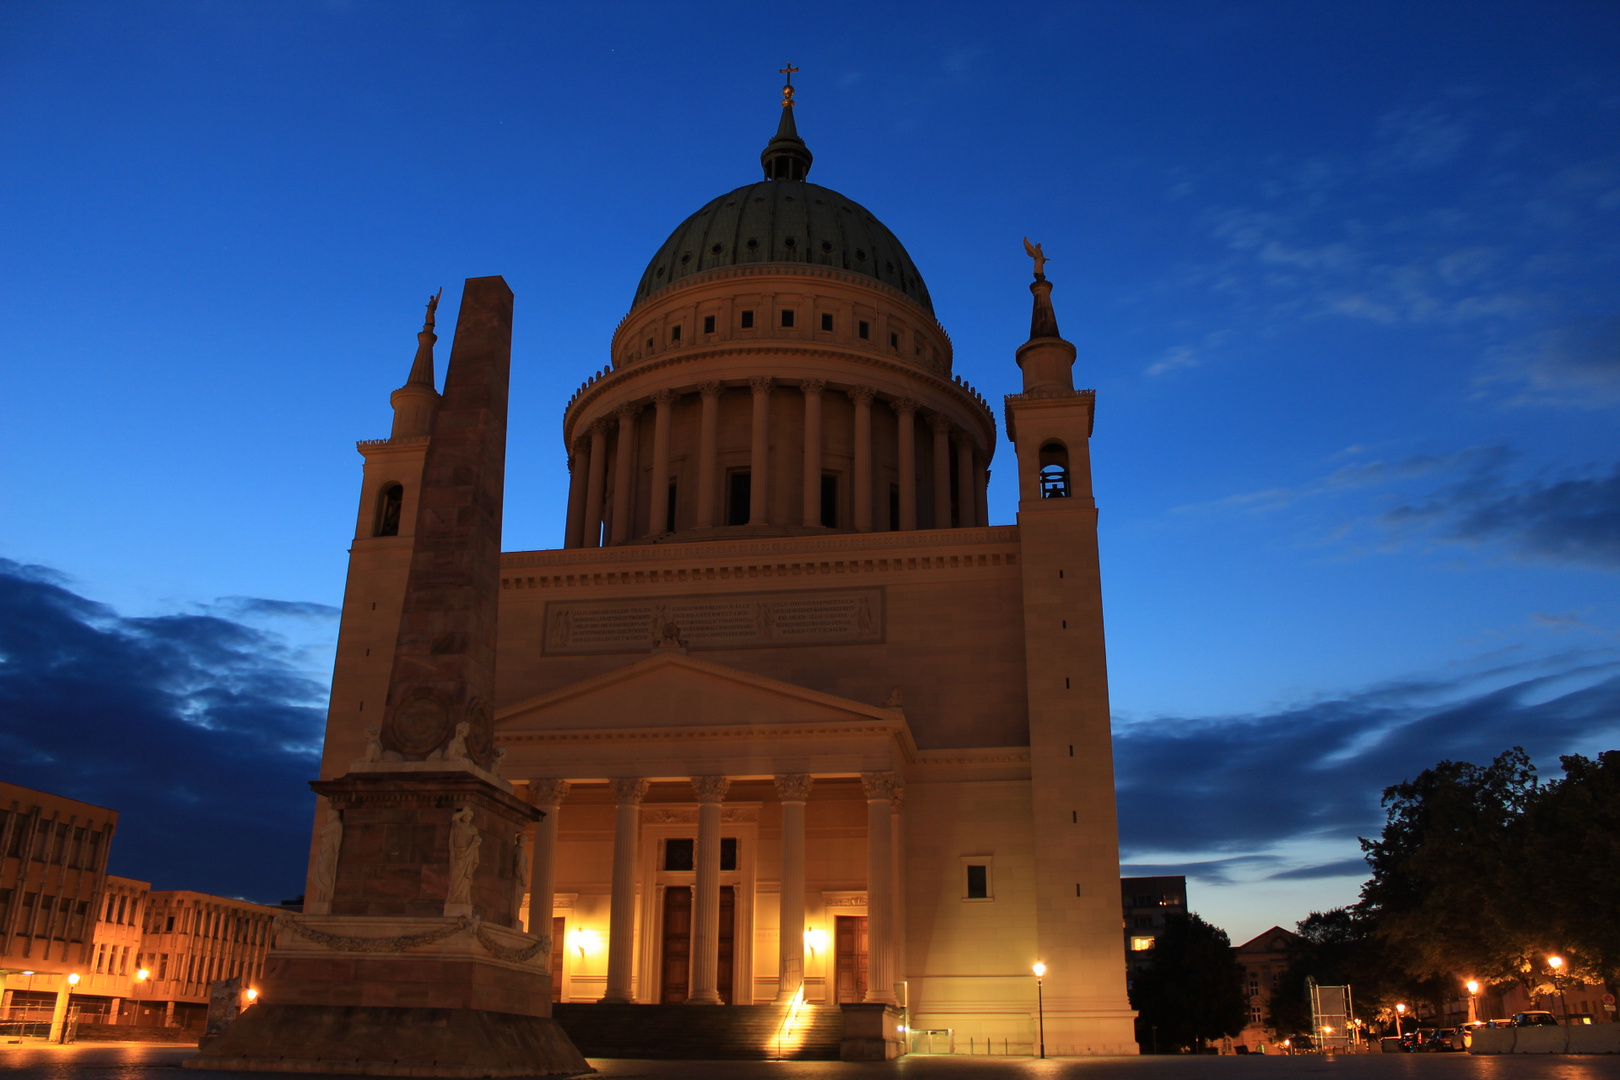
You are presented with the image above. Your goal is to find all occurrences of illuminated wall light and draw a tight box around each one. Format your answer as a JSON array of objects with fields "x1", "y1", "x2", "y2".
[
  {"x1": 66, "y1": 973, "x2": 81, "y2": 986},
  {"x1": 803, "y1": 927, "x2": 828, "y2": 954},
  {"x1": 569, "y1": 927, "x2": 601, "y2": 957}
]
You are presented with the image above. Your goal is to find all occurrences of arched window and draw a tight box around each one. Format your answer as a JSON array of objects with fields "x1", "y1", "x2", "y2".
[
  {"x1": 1039, "y1": 442, "x2": 1070, "y2": 499},
  {"x1": 374, "y1": 483, "x2": 404, "y2": 537}
]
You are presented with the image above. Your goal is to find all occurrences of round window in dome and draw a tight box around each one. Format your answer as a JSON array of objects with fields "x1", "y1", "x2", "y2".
[
  {"x1": 855, "y1": 249, "x2": 867, "y2": 260},
  {"x1": 656, "y1": 266, "x2": 665, "y2": 277},
  {"x1": 784, "y1": 237, "x2": 796, "y2": 248},
  {"x1": 746, "y1": 238, "x2": 758, "y2": 249},
  {"x1": 711, "y1": 243, "x2": 723, "y2": 254},
  {"x1": 680, "y1": 252, "x2": 692, "y2": 264},
  {"x1": 821, "y1": 241, "x2": 833, "y2": 252}
]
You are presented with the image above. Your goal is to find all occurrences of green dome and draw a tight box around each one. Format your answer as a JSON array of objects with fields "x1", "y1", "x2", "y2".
[{"x1": 631, "y1": 179, "x2": 935, "y2": 314}]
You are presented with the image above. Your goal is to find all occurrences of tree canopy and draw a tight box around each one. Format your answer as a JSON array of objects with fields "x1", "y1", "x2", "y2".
[{"x1": 1128, "y1": 911, "x2": 1247, "y2": 1051}]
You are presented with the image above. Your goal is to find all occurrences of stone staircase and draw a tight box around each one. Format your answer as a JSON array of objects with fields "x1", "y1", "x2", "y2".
[{"x1": 552, "y1": 1002, "x2": 845, "y2": 1060}]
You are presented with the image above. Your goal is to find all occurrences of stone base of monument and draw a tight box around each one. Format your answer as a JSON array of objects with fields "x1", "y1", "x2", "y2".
[
  {"x1": 184, "y1": 1003, "x2": 590, "y2": 1076},
  {"x1": 184, "y1": 913, "x2": 588, "y2": 1076}
]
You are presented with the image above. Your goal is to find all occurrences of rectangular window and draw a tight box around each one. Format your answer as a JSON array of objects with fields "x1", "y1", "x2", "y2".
[
  {"x1": 1130, "y1": 936, "x2": 1155, "y2": 951},
  {"x1": 780, "y1": 309, "x2": 795, "y2": 328},
  {"x1": 888, "y1": 484, "x2": 900, "y2": 531},
  {"x1": 890, "y1": 331, "x2": 899, "y2": 349},
  {"x1": 665, "y1": 838, "x2": 694, "y2": 872},
  {"x1": 159, "y1": 954, "x2": 169, "y2": 980},
  {"x1": 166, "y1": 915, "x2": 175, "y2": 932},
  {"x1": 665, "y1": 481, "x2": 678, "y2": 533},
  {"x1": 820, "y1": 313, "x2": 834, "y2": 331},
  {"x1": 740, "y1": 309, "x2": 754, "y2": 329},
  {"x1": 703, "y1": 314, "x2": 716, "y2": 334},
  {"x1": 721, "y1": 837, "x2": 738, "y2": 871},
  {"x1": 858, "y1": 320, "x2": 869, "y2": 339},
  {"x1": 670, "y1": 324, "x2": 681, "y2": 342},
  {"x1": 820, "y1": 475, "x2": 838, "y2": 528},
  {"x1": 727, "y1": 470, "x2": 751, "y2": 526},
  {"x1": 966, "y1": 865, "x2": 989, "y2": 899}
]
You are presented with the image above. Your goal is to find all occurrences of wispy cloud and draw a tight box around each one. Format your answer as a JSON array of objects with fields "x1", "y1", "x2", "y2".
[
  {"x1": 0, "y1": 559, "x2": 329, "y2": 901},
  {"x1": 1115, "y1": 650, "x2": 1620, "y2": 874}
]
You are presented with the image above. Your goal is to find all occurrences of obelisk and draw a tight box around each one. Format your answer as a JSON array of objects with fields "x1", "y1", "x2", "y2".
[{"x1": 188, "y1": 278, "x2": 588, "y2": 1077}]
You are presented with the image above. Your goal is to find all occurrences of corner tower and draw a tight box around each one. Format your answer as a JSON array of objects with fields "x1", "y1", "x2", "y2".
[{"x1": 1004, "y1": 244, "x2": 1137, "y2": 1052}]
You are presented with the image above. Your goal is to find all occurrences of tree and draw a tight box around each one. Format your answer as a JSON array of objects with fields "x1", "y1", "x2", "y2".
[
  {"x1": 1128, "y1": 912, "x2": 1247, "y2": 1052},
  {"x1": 1358, "y1": 747, "x2": 1543, "y2": 987},
  {"x1": 1517, "y1": 751, "x2": 1620, "y2": 986}
]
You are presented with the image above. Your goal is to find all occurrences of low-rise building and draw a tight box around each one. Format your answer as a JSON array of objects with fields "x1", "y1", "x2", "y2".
[{"x1": 1232, "y1": 925, "x2": 1299, "y2": 1050}]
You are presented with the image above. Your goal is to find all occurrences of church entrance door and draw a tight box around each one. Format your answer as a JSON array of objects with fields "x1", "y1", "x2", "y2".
[
  {"x1": 834, "y1": 915, "x2": 868, "y2": 1003},
  {"x1": 660, "y1": 886, "x2": 692, "y2": 1003},
  {"x1": 717, "y1": 885, "x2": 735, "y2": 1004}
]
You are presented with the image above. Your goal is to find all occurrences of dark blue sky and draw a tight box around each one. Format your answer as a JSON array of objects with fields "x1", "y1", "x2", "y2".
[{"x1": 2, "y1": 2, "x2": 1616, "y2": 938}]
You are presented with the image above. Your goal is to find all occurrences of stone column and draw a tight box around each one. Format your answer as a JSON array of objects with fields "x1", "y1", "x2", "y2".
[
  {"x1": 976, "y1": 461, "x2": 990, "y2": 530},
  {"x1": 890, "y1": 787, "x2": 906, "y2": 1006},
  {"x1": 749, "y1": 377, "x2": 773, "y2": 525},
  {"x1": 849, "y1": 386, "x2": 875, "y2": 532},
  {"x1": 563, "y1": 442, "x2": 587, "y2": 548},
  {"x1": 688, "y1": 776, "x2": 731, "y2": 1005},
  {"x1": 164, "y1": 998, "x2": 176, "y2": 1027},
  {"x1": 610, "y1": 404, "x2": 640, "y2": 544},
  {"x1": 582, "y1": 418, "x2": 610, "y2": 548},
  {"x1": 601, "y1": 778, "x2": 649, "y2": 1003},
  {"x1": 929, "y1": 414, "x2": 953, "y2": 529},
  {"x1": 648, "y1": 389, "x2": 676, "y2": 535},
  {"x1": 800, "y1": 379, "x2": 825, "y2": 526},
  {"x1": 695, "y1": 382, "x2": 722, "y2": 528},
  {"x1": 49, "y1": 977, "x2": 72, "y2": 1042},
  {"x1": 774, "y1": 774, "x2": 814, "y2": 1001},
  {"x1": 527, "y1": 780, "x2": 570, "y2": 939},
  {"x1": 860, "y1": 771, "x2": 897, "y2": 1005},
  {"x1": 956, "y1": 436, "x2": 977, "y2": 529},
  {"x1": 894, "y1": 399, "x2": 918, "y2": 530}
]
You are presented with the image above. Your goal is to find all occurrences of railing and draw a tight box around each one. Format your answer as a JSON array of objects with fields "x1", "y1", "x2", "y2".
[{"x1": 772, "y1": 985, "x2": 807, "y2": 1060}]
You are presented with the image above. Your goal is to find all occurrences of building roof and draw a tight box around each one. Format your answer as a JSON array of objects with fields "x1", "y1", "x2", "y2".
[{"x1": 630, "y1": 104, "x2": 933, "y2": 314}]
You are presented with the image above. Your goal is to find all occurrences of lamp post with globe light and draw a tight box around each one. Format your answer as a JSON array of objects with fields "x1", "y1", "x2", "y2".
[
  {"x1": 1394, "y1": 1002, "x2": 1406, "y2": 1041},
  {"x1": 1033, "y1": 963, "x2": 1046, "y2": 1059},
  {"x1": 1466, "y1": 980, "x2": 1480, "y2": 1024},
  {"x1": 1549, "y1": 957, "x2": 1568, "y2": 1024}
]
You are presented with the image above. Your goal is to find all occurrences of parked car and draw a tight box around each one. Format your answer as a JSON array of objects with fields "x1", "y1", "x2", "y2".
[
  {"x1": 1512, "y1": 1011, "x2": 1560, "y2": 1027},
  {"x1": 1402, "y1": 1029, "x2": 1435, "y2": 1052},
  {"x1": 1424, "y1": 1028, "x2": 1465, "y2": 1052},
  {"x1": 1459, "y1": 1021, "x2": 1490, "y2": 1048}
]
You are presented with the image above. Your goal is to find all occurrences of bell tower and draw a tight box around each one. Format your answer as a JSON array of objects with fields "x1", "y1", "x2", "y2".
[
  {"x1": 310, "y1": 295, "x2": 442, "y2": 817},
  {"x1": 1004, "y1": 242, "x2": 1138, "y2": 1052}
]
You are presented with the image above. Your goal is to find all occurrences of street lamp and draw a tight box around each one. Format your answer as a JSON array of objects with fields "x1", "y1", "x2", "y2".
[
  {"x1": 1395, "y1": 1002, "x2": 1406, "y2": 1040},
  {"x1": 1548, "y1": 957, "x2": 1568, "y2": 1024},
  {"x1": 1466, "y1": 980, "x2": 1480, "y2": 1024},
  {"x1": 1032, "y1": 963, "x2": 1046, "y2": 1059}
]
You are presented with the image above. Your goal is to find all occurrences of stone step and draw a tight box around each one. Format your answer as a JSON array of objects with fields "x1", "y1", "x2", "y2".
[{"x1": 553, "y1": 1002, "x2": 844, "y2": 1060}]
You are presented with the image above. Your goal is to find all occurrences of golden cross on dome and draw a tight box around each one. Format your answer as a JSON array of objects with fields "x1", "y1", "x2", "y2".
[{"x1": 780, "y1": 63, "x2": 799, "y2": 107}]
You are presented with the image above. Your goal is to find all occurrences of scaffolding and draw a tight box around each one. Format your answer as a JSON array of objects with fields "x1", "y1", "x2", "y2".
[{"x1": 1309, "y1": 978, "x2": 1354, "y2": 1051}]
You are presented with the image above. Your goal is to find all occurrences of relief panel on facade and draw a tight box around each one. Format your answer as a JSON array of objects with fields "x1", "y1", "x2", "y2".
[{"x1": 541, "y1": 587, "x2": 884, "y2": 655}]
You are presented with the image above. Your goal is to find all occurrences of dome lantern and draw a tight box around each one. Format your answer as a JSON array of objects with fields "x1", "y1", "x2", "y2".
[{"x1": 760, "y1": 64, "x2": 812, "y2": 181}]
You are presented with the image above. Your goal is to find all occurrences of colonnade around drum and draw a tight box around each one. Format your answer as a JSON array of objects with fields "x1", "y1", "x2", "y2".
[{"x1": 562, "y1": 379, "x2": 988, "y2": 548}]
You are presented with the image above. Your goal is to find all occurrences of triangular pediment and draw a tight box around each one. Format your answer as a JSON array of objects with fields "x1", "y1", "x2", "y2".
[{"x1": 495, "y1": 650, "x2": 903, "y2": 736}]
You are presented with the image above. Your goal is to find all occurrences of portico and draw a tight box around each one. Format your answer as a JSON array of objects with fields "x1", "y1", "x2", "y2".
[{"x1": 496, "y1": 649, "x2": 910, "y2": 1008}]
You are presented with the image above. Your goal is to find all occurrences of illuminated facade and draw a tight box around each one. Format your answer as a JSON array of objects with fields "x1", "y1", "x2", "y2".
[{"x1": 311, "y1": 85, "x2": 1137, "y2": 1056}]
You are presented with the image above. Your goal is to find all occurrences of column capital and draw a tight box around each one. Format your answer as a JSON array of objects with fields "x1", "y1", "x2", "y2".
[
  {"x1": 691, "y1": 775, "x2": 731, "y2": 804},
  {"x1": 589, "y1": 416, "x2": 614, "y2": 437},
  {"x1": 893, "y1": 397, "x2": 919, "y2": 416},
  {"x1": 651, "y1": 388, "x2": 678, "y2": 408},
  {"x1": 927, "y1": 412, "x2": 952, "y2": 434},
  {"x1": 614, "y1": 402, "x2": 642, "y2": 421},
  {"x1": 773, "y1": 774, "x2": 815, "y2": 802},
  {"x1": 800, "y1": 378, "x2": 826, "y2": 396},
  {"x1": 530, "y1": 779, "x2": 571, "y2": 807},
  {"x1": 608, "y1": 777, "x2": 650, "y2": 804},
  {"x1": 890, "y1": 787, "x2": 905, "y2": 812},
  {"x1": 749, "y1": 376, "x2": 775, "y2": 394},
  {"x1": 698, "y1": 380, "x2": 724, "y2": 400},
  {"x1": 860, "y1": 771, "x2": 898, "y2": 801},
  {"x1": 846, "y1": 385, "x2": 876, "y2": 406}
]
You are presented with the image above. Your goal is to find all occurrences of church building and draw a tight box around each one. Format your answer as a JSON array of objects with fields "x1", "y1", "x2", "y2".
[{"x1": 311, "y1": 76, "x2": 1137, "y2": 1056}]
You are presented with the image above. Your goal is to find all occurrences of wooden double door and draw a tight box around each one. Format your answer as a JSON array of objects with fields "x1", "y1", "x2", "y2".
[
  {"x1": 659, "y1": 885, "x2": 735, "y2": 1003},
  {"x1": 834, "y1": 914, "x2": 869, "y2": 1003}
]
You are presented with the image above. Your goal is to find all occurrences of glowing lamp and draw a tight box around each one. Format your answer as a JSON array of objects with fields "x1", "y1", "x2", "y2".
[
  {"x1": 1032, "y1": 962, "x2": 1046, "y2": 977},
  {"x1": 136, "y1": 968, "x2": 150, "y2": 981},
  {"x1": 66, "y1": 973, "x2": 81, "y2": 986},
  {"x1": 1466, "y1": 980, "x2": 1480, "y2": 994},
  {"x1": 245, "y1": 988, "x2": 258, "y2": 1002},
  {"x1": 803, "y1": 928, "x2": 828, "y2": 954},
  {"x1": 569, "y1": 927, "x2": 600, "y2": 956},
  {"x1": 1549, "y1": 956, "x2": 1564, "y2": 971},
  {"x1": 1396, "y1": 1003, "x2": 1406, "y2": 1014}
]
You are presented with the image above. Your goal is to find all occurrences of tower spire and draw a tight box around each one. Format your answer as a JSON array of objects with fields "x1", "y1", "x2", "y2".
[
  {"x1": 761, "y1": 64, "x2": 813, "y2": 181},
  {"x1": 390, "y1": 289, "x2": 443, "y2": 439},
  {"x1": 1015, "y1": 239, "x2": 1077, "y2": 394}
]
